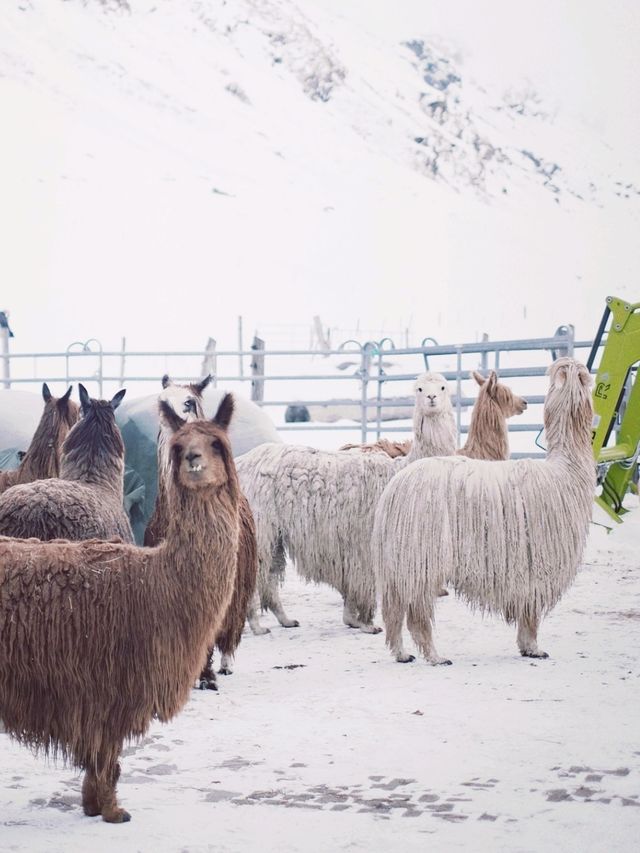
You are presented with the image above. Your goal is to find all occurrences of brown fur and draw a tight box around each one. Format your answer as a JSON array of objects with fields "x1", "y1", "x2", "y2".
[
  {"x1": 144, "y1": 377, "x2": 257, "y2": 687},
  {"x1": 0, "y1": 386, "x2": 133, "y2": 543},
  {"x1": 0, "y1": 384, "x2": 79, "y2": 493},
  {"x1": 0, "y1": 396, "x2": 240, "y2": 823},
  {"x1": 341, "y1": 371, "x2": 526, "y2": 461}
]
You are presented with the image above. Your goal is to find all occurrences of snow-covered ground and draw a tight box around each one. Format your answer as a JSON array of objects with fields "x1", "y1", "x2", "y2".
[{"x1": 2, "y1": 502, "x2": 639, "y2": 852}]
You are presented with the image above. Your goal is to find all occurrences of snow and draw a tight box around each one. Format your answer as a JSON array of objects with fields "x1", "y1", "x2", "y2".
[{"x1": 2, "y1": 502, "x2": 639, "y2": 851}]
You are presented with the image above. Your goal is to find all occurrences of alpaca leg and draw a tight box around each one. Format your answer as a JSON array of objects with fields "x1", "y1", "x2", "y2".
[
  {"x1": 381, "y1": 591, "x2": 413, "y2": 663},
  {"x1": 406, "y1": 603, "x2": 452, "y2": 666},
  {"x1": 517, "y1": 614, "x2": 548, "y2": 659},
  {"x1": 263, "y1": 541, "x2": 298, "y2": 628},
  {"x1": 81, "y1": 766, "x2": 101, "y2": 817},
  {"x1": 219, "y1": 652, "x2": 234, "y2": 675},
  {"x1": 342, "y1": 593, "x2": 381, "y2": 634},
  {"x1": 96, "y1": 758, "x2": 130, "y2": 823},
  {"x1": 196, "y1": 645, "x2": 218, "y2": 690},
  {"x1": 247, "y1": 590, "x2": 271, "y2": 635}
]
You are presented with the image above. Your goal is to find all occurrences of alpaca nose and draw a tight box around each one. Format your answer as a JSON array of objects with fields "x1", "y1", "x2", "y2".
[
  {"x1": 186, "y1": 451, "x2": 201, "y2": 464},
  {"x1": 427, "y1": 394, "x2": 437, "y2": 402}
]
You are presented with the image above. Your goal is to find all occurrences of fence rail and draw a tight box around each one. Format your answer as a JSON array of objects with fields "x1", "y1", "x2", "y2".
[{"x1": 0, "y1": 326, "x2": 599, "y2": 458}]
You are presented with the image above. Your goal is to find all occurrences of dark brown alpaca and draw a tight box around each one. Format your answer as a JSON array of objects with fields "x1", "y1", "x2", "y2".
[
  {"x1": 0, "y1": 384, "x2": 133, "y2": 542},
  {"x1": 145, "y1": 375, "x2": 257, "y2": 688},
  {"x1": 0, "y1": 395, "x2": 240, "y2": 823},
  {"x1": 0, "y1": 384, "x2": 79, "y2": 493},
  {"x1": 340, "y1": 371, "x2": 527, "y2": 461}
]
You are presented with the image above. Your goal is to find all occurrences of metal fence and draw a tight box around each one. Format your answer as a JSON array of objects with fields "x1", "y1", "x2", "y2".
[{"x1": 0, "y1": 324, "x2": 599, "y2": 458}]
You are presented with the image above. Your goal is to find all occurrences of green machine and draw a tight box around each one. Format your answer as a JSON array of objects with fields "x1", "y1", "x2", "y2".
[{"x1": 588, "y1": 295, "x2": 640, "y2": 525}]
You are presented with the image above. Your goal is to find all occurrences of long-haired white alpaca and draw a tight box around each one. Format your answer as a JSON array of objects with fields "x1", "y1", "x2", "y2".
[
  {"x1": 373, "y1": 358, "x2": 595, "y2": 664},
  {"x1": 237, "y1": 372, "x2": 458, "y2": 633}
]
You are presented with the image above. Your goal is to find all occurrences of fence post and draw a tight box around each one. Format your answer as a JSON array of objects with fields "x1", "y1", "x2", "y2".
[
  {"x1": 119, "y1": 337, "x2": 126, "y2": 388},
  {"x1": 360, "y1": 343, "x2": 374, "y2": 444},
  {"x1": 456, "y1": 346, "x2": 463, "y2": 448},
  {"x1": 480, "y1": 333, "x2": 489, "y2": 373},
  {"x1": 251, "y1": 335, "x2": 265, "y2": 402},
  {"x1": 0, "y1": 311, "x2": 12, "y2": 390},
  {"x1": 201, "y1": 337, "x2": 217, "y2": 385}
]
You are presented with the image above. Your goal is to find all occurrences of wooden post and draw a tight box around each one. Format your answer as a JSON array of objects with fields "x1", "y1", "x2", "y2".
[
  {"x1": 251, "y1": 335, "x2": 265, "y2": 402},
  {"x1": 201, "y1": 337, "x2": 217, "y2": 386}
]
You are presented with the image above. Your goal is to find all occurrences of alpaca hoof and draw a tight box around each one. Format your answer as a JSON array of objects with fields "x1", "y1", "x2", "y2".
[
  {"x1": 361, "y1": 624, "x2": 382, "y2": 634},
  {"x1": 250, "y1": 625, "x2": 271, "y2": 636},
  {"x1": 432, "y1": 658, "x2": 453, "y2": 666},
  {"x1": 521, "y1": 650, "x2": 549, "y2": 659},
  {"x1": 102, "y1": 808, "x2": 131, "y2": 823},
  {"x1": 282, "y1": 619, "x2": 300, "y2": 628},
  {"x1": 198, "y1": 679, "x2": 218, "y2": 691},
  {"x1": 396, "y1": 654, "x2": 415, "y2": 663},
  {"x1": 83, "y1": 804, "x2": 101, "y2": 817},
  {"x1": 218, "y1": 666, "x2": 233, "y2": 676},
  {"x1": 437, "y1": 588, "x2": 449, "y2": 597}
]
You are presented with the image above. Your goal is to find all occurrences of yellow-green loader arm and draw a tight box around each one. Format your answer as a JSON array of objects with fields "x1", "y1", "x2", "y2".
[{"x1": 589, "y1": 295, "x2": 640, "y2": 524}]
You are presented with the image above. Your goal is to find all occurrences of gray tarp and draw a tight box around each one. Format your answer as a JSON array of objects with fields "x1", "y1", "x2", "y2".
[{"x1": 1, "y1": 386, "x2": 280, "y2": 544}]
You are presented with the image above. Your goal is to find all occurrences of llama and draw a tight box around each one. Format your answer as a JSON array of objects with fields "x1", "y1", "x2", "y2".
[
  {"x1": 0, "y1": 383, "x2": 79, "y2": 493},
  {"x1": 145, "y1": 375, "x2": 257, "y2": 688},
  {"x1": 372, "y1": 358, "x2": 595, "y2": 664},
  {"x1": 238, "y1": 372, "x2": 458, "y2": 633},
  {"x1": 340, "y1": 370, "x2": 527, "y2": 460},
  {"x1": 0, "y1": 384, "x2": 133, "y2": 543},
  {"x1": 0, "y1": 395, "x2": 240, "y2": 822}
]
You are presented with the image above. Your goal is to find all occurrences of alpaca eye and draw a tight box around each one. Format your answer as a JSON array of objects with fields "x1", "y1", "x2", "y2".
[
  {"x1": 440, "y1": 386, "x2": 445, "y2": 391},
  {"x1": 417, "y1": 387, "x2": 422, "y2": 392},
  {"x1": 211, "y1": 439, "x2": 222, "y2": 451}
]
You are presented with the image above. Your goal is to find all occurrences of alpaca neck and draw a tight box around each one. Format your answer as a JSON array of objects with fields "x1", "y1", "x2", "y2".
[
  {"x1": 402, "y1": 408, "x2": 457, "y2": 465},
  {"x1": 60, "y1": 432, "x2": 124, "y2": 494},
  {"x1": 158, "y1": 479, "x2": 239, "y2": 629},
  {"x1": 17, "y1": 408, "x2": 63, "y2": 482},
  {"x1": 460, "y1": 398, "x2": 509, "y2": 460}
]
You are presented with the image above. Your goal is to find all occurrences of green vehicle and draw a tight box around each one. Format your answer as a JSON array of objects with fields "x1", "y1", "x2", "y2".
[{"x1": 589, "y1": 295, "x2": 640, "y2": 525}]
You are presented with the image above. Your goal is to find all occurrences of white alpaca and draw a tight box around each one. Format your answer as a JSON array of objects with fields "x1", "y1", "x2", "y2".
[
  {"x1": 373, "y1": 358, "x2": 595, "y2": 664},
  {"x1": 237, "y1": 372, "x2": 458, "y2": 632}
]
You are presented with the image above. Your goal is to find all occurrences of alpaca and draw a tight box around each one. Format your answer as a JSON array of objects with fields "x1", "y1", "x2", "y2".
[
  {"x1": 0, "y1": 384, "x2": 79, "y2": 493},
  {"x1": 237, "y1": 372, "x2": 458, "y2": 633},
  {"x1": 0, "y1": 384, "x2": 133, "y2": 543},
  {"x1": 0, "y1": 395, "x2": 240, "y2": 822},
  {"x1": 145, "y1": 375, "x2": 257, "y2": 688},
  {"x1": 340, "y1": 371, "x2": 527, "y2": 461},
  {"x1": 372, "y1": 358, "x2": 595, "y2": 665}
]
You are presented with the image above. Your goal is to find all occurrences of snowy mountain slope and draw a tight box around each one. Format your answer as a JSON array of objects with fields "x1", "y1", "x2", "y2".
[{"x1": 0, "y1": 0, "x2": 638, "y2": 355}]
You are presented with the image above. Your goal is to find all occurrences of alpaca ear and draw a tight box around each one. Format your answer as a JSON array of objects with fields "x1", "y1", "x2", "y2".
[
  {"x1": 42, "y1": 382, "x2": 52, "y2": 403},
  {"x1": 159, "y1": 400, "x2": 186, "y2": 433},
  {"x1": 161, "y1": 374, "x2": 172, "y2": 389},
  {"x1": 471, "y1": 370, "x2": 486, "y2": 387},
  {"x1": 78, "y1": 384, "x2": 92, "y2": 414},
  {"x1": 58, "y1": 385, "x2": 73, "y2": 406},
  {"x1": 110, "y1": 389, "x2": 127, "y2": 410},
  {"x1": 485, "y1": 372, "x2": 498, "y2": 395},
  {"x1": 577, "y1": 364, "x2": 592, "y2": 388},
  {"x1": 17, "y1": 450, "x2": 26, "y2": 462},
  {"x1": 213, "y1": 393, "x2": 234, "y2": 431},
  {"x1": 193, "y1": 375, "x2": 212, "y2": 395}
]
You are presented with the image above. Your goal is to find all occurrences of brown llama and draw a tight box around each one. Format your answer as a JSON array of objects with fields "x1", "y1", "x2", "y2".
[
  {"x1": 0, "y1": 383, "x2": 79, "y2": 493},
  {"x1": 0, "y1": 384, "x2": 133, "y2": 543},
  {"x1": 145, "y1": 375, "x2": 257, "y2": 689},
  {"x1": 0, "y1": 395, "x2": 240, "y2": 823},
  {"x1": 340, "y1": 371, "x2": 527, "y2": 461}
]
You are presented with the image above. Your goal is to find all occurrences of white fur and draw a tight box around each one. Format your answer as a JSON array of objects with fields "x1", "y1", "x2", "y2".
[
  {"x1": 372, "y1": 358, "x2": 596, "y2": 664},
  {"x1": 237, "y1": 373, "x2": 458, "y2": 631}
]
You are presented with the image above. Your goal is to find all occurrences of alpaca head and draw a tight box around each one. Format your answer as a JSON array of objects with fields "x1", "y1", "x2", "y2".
[
  {"x1": 413, "y1": 372, "x2": 451, "y2": 415},
  {"x1": 543, "y1": 358, "x2": 593, "y2": 452},
  {"x1": 63, "y1": 384, "x2": 127, "y2": 462},
  {"x1": 159, "y1": 374, "x2": 211, "y2": 421},
  {"x1": 161, "y1": 393, "x2": 236, "y2": 492},
  {"x1": 472, "y1": 371, "x2": 527, "y2": 418}
]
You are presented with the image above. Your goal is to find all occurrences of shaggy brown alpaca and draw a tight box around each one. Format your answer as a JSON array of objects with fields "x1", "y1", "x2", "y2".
[
  {"x1": 0, "y1": 395, "x2": 240, "y2": 823},
  {"x1": 145, "y1": 375, "x2": 257, "y2": 688},
  {"x1": 340, "y1": 371, "x2": 527, "y2": 461},
  {"x1": 0, "y1": 384, "x2": 133, "y2": 542},
  {"x1": 0, "y1": 384, "x2": 79, "y2": 493}
]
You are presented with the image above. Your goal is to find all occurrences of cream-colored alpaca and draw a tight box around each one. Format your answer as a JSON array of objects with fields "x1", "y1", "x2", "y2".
[
  {"x1": 237, "y1": 372, "x2": 458, "y2": 633},
  {"x1": 373, "y1": 358, "x2": 595, "y2": 664}
]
